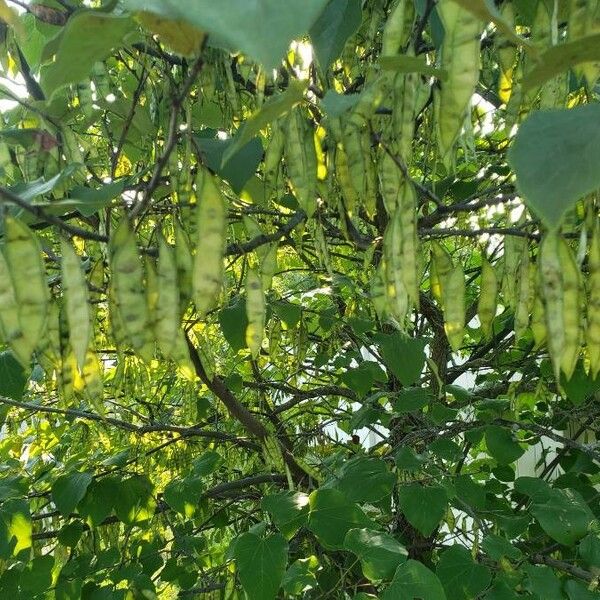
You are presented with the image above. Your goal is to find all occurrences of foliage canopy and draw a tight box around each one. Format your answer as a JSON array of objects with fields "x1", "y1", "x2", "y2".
[{"x1": 0, "y1": 0, "x2": 600, "y2": 598}]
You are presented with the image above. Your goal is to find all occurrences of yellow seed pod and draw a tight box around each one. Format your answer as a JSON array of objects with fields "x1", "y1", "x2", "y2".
[
  {"x1": 3, "y1": 216, "x2": 49, "y2": 366},
  {"x1": 558, "y1": 238, "x2": 582, "y2": 379},
  {"x1": 0, "y1": 252, "x2": 28, "y2": 365},
  {"x1": 539, "y1": 232, "x2": 565, "y2": 382},
  {"x1": 61, "y1": 239, "x2": 91, "y2": 370},
  {"x1": 478, "y1": 257, "x2": 498, "y2": 340},
  {"x1": 245, "y1": 268, "x2": 265, "y2": 358},
  {"x1": 192, "y1": 171, "x2": 227, "y2": 319},
  {"x1": 530, "y1": 264, "x2": 547, "y2": 349},
  {"x1": 430, "y1": 241, "x2": 453, "y2": 307},
  {"x1": 155, "y1": 234, "x2": 181, "y2": 359},
  {"x1": 109, "y1": 219, "x2": 154, "y2": 362},
  {"x1": 434, "y1": 0, "x2": 483, "y2": 163},
  {"x1": 514, "y1": 245, "x2": 531, "y2": 342},
  {"x1": 371, "y1": 264, "x2": 388, "y2": 320},
  {"x1": 381, "y1": 0, "x2": 414, "y2": 56},
  {"x1": 444, "y1": 264, "x2": 466, "y2": 352},
  {"x1": 383, "y1": 209, "x2": 409, "y2": 325},
  {"x1": 399, "y1": 184, "x2": 419, "y2": 310},
  {"x1": 284, "y1": 108, "x2": 317, "y2": 216},
  {"x1": 587, "y1": 218, "x2": 600, "y2": 377},
  {"x1": 174, "y1": 219, "x2": 193, "y2": 314}
]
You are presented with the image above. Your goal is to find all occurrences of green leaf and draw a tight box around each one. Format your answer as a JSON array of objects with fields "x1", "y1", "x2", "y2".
[
  {"x1": 507, "y1": 104, "x2": 600, "y2": 230},
  {"x1": 436, "y1": 545, "x2": 491, "y2": 600},
  {"x1": 57, "y1": 521, "x2": 84, "y2": 547},
  {"x1": 122, "y1": 0, "x2": 330, "y2": 69},
  {"x1": 55, "y1": 181, "x2": 126, "y2": 217},
  {"x1": 393, "y1": 387, "x2": 432, "y2": 414},
  {"x1": 321, "y1": 90, "x2": 360, "y2": 118},
  {"x1": 232, "y1": 532, "x2": 288, "y2": 600},
  {"x1": 78, "y1": 477, "x2": 120, "y2": 527},
  {"x1": 381, "y1": 559, "x2": 447, "y2": 600},
  {"x1": 523, "y1": 34, "x2": 600, "y2": 90},
  {"x1": 397, "y1": 484, "x2": 448, "y2": 537},
  {"x1": 163, "y1": 477, "x2": 203, "y2": 517},
  {"x1": 21, "y1": 555, "x2": 54, "y2": 596},
  {"x1": 375, "y1": 333, "x2": 426, "y2": 386},
  {"x1": 223, "y1": 80, "x2": 307, "y2": 166},
  {"x1": 454, "y1": 475, "x2": 486, "y2": 510},
  {"x1": 261, "y1": 491, "x2": 309, "y2": 539},
  {"x1": 481, "y1": 534, "x2": 522, "y2": 561},
  {"x1": 529, "y1": 488, "x2": 594, "y2": 546},
  {"x1": 340, "y1": 364, "x2": 375, "y2": 396},
  {"x1": 9, "y1": 163, "x2": 82, "y2": 202},
  {"x1": 41, "y1": 12, "x2": 134, "y2": 98},
  {"x1": 523, "y1": 564, "x2": 564, "y2": 600},
  {"x1": 272, "y1": 301, "x2": 302, "y2": 329},
  {"x1": 0, "y1": 351, "x2": 28, "y2": 401},
  {"x1": 483, "y1": 579, "x2": 522, "y2": 600},
  {"x1": 394, "y1": 447, "x2": 426, "y2": 472},
  {"x1": 219, "y1": 298, "x2": 248, "y2": 351},
  {"x1": 113, "y1": 476, "x2": 156, "y2": 525},
  {"x1": 344, "y1": 528, "x2": 407, "y2": 581},
  {"x1": 565, "y1": 579, "x2": 600, "y2": 600},
  {"x1": 310, "y1": 0, "x2": 362, "y2": 68},
  {"x1": 192, "y1": 451, "x2": 222, "y2": 477},
  {"x1": 380, "y1": 55, "x2": 447, "y2": 79},
  {"x1": 307, "y1": 488, "x2": 376, "y2": 550},
  {"x1": 562, "y1": 362, "x2": 600, "y2": 406},
  {"x1": 579, "y1": 535, "x2": 600, "y2": 568},
  {"x1": 0, "y1": 499, "x2": 31, "y2": 557},
  {"x1": 51, "y1": 472, "x2": 93, "y2": 517},
  {"x1": 282, "y1": 557, "x2": 318, "y2": 595},
  {"x1": 485, "y1": 426, "x2": 524, "y2": 465},
  {"x1": 330, "y1": 457, "x2": 395, "y2": 503},
  {"x1": 194, "y1": 135, "x2": 263, "y2": 194}
]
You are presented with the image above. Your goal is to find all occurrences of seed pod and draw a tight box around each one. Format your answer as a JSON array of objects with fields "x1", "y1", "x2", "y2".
[
  {"x1": 362, "y1": 129, "x2": 378, "y2": 218},
  {"x1": 568, "y1": 0, "x2": 600, "y2": 86},
  {"x1": 430, "y1": 241, "x2": 453, "y2": 307},
  {"x1": 378, "y1": 150, "x2": 403, "y2": 215},
  {"x1": 370, "y1": 264, "x2": 388, "y2": 319},
  {"x1": 514, "y1": 244, "x2": 531, "y2": 342},
  {"x1": 478, "y1": 257, "x2": 498, "y2": 340},
  {"x1": 192, "y1": 171, "x2": 227, "y2": 318},
  {"x1": 3, "y1": 216, "x2": 49, "y2": 366},
  {"x1": 245, "y1": 268, "x2": 265, "y2": 358},
  {"x1": 342, "y1": 124, "x2": 367, "y2": 217},
  {"x1": 530, "y1": 263, "x2": 547, "y2": 349},
  {"x1": 61, "y1": 239, "x2": 91, "y2": 370},
  {"x1": 392, "y1": 71, "x2": 417, "y2": 164},
  {"x1": 284, "y1": 108, "x2": 317, "y2": 216},
  {"x1": 0, "y1": 252, "x2": 27, "y2": 365},
  {"x1": 261, "y1": 243, "x2": 278, "y2": 290},
  {"x1": 434, "y1": 0, "x2": 483, "y2": 163},
  {"x1": 264, "y1": 119, "x2": 285, "y2": 193},
  {"x1": 80, "y1": 351, "x2": 104, "y2": 412},
  {"x1": 77, "y1": 81, "x2": 94, "y2": 120},
  {"x1": 348, "y1": 74, "x2": 388, "y2": 129},
  {"x1": 502, "y1": 234, "x2": 526, "y2": 309},
  {"x1": 539, "y1": 232, "x2": 565, "y2": 381},
  {"x1": 399, "y1": 184, "x2": 419, "y2": 309},
  {"x1": 444, "y1": 264, "x2": 466, "y2": 352},
  {"x1": 383, "y1": 208, "x2": 409, "y2": 325},
  {"x1": 155, "y1": 234, "x2": 182, "y2": 359},
  {"x1": 173, "y1": 219, "x2": 193, "y2": 314},
  {"x1": 587, "y1": 219, "x2": 600, "y2": 377},
  {"x1": 109, "y1": 219, "x2": 154, "y2": 362},
  {"x1": 382, "y1": 0, "x2": 415, "y2": 55},
  {"x1": 558, "y1": 238, "x2": 582, "y2": 380}
]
